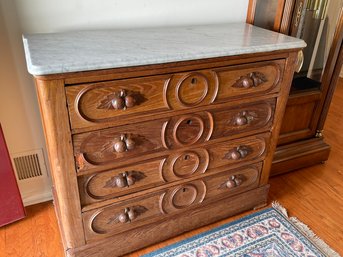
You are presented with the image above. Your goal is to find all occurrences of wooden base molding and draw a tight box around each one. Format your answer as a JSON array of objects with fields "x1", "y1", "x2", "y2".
[{"x1": 271, "y1": 138, "x2": 330, "y2": 176}]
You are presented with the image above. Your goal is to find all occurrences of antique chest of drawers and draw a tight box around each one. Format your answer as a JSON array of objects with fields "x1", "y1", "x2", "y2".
[{"x1": 23, "y1": 23, "x2": 305, "y2": 256}]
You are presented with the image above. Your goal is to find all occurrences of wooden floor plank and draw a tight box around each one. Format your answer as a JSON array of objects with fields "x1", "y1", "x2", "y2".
[
  {"x1": 31, "y1": 203, "x2": 64, "y2": 257},
  {"x1": 3, "y1": 210, "x2": 34, "y2": 257},
  {"x1": 0, "y1": 226, "x2": 5, "y2": 257},
  {"x1": 1, "y1": 79, "x2": 342, "y2": 256}
]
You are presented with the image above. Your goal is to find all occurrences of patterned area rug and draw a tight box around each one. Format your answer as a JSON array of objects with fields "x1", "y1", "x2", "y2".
[{"x1": 143, "y1": 203, "x2": 340, "y2": 257}]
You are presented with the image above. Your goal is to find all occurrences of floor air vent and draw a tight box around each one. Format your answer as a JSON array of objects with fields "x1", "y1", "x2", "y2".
[
  {"x1": 10, "y1": 149, "x2": 51, "y2": 206},
  {"x1": 11, "y1": 149, "x2": 46, "y2": 180}
]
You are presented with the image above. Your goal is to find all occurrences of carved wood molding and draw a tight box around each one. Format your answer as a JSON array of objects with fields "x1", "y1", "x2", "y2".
[
  {"x1": 160, "y1": 149, "x2": 210, "y2": 182},
  {"x1": 164, "y1": 71, "x2": 219, "y2": 110},
  {"x1": 160, "y1": 180, "x2": 206, "y2": 214}
]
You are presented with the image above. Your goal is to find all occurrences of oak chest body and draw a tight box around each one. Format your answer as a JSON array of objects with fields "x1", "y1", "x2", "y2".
[{"x1": 23, "y1": 23, "x2": 305, "y2": 256}]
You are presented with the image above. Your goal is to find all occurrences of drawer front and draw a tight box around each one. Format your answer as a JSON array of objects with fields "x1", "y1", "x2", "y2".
[
  {"x1": 66, "y1": 60, "x2": 283, "y2": 131},
  {"x1": 215, "y1": 59, "x2": 283, "y2": 103},
  {"x1": 82, "y1": 163, "x2": 262, "y2": 242},
  {"x1": 74, "y1": 100, "x2": 275, "y2": 173},
  {"x1": 78, "y1": 133, "x2": 269, "y2": 205}
]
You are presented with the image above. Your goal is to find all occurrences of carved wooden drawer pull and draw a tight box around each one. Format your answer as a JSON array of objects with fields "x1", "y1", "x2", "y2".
[
  {"x1": 233, "y1": 111, "x2": 255, "y2": 126},
  {"x1": 98, "y1": 89, "x2": 136, "y2": 110},
  {"x1": 225, "y1": 146, "x2": 250, "y2": 160},
  {"x1": 107, "y1": 206, "x2": 148, "y2": 224},
  {"x1": 113, "y1": 134, "x2": 135, "y2": 153},
  {"x1": 104, "y1": 171, "x2": 146, "y2": 188},
  {"x1": 219, "y1": 175, "x2": 244, "y2": 190},
  {"x1": 232, "y1": 72, "x2": 267, "y2": 89}
]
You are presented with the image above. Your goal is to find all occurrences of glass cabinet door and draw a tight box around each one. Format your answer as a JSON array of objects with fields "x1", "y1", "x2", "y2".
[{"x1": 250, "y1": 0, "x2": 342, "y2": 92}]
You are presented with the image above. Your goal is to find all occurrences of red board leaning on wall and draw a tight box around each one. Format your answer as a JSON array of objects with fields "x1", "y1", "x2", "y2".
[{"x1": 0, "y1": 124, "x2": 26, "y2": 227}]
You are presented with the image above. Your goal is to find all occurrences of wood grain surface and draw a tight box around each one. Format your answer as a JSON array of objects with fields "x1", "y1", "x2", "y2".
[
  {"x1": 73, "y1": 99, "x2": 274, "y2": 174},
  {"x1": 82, "y1": 164, "x2": 261, "y2": 242},
  {"x1": 78, "y1": 133, "x2": 269, "y2": 207},
  {"x1": 35, "y1": 79, "x2": 85, "y2": 249},
  {"x1": 66, "y1": 59, "x2": 282, "y2": 133}
]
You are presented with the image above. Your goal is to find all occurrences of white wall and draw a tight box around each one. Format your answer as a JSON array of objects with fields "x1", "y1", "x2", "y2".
[
  {"x1": 15, "y1": 0, "x2": 249, "y2": 33},
  {"x1": 0, "y1": 0, "x2": 249, "y2": 205},
  {"x1": 0, "y1": 1, "x2": 53, "y2": 205}
]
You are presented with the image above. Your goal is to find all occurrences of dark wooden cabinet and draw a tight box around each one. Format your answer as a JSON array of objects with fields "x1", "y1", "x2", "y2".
[{"x1": 248, "y1": 0, "x2": 343, "y2": 175}]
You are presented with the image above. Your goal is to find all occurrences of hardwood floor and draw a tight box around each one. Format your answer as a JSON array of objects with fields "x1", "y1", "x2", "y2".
[{"x1": 1, "y1": 78, "x2": 342, "y2": 257}]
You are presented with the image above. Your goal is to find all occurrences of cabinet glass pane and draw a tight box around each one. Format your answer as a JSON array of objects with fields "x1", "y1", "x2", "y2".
[{"x1": 292, "y1": 0, "x2": 331, "y2": 91}]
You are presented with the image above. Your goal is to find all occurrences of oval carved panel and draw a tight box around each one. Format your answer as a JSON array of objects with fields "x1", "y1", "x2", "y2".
[
  {"x1": 160, "y1": 180, "x2": 206, "y2": 214},
  {"x1": 172, "y1": 184, "x2": 198, "y2": 208},
  {"x1": 164, "y1": 70, "x2": 219, "y2": 110},
  {"x1": 176, "y1": 73, "x2": 209, "y2": 107},
  {"x1": 88, "y1": 191, "x2": 161, "y2": 236},
  {"x1": 66, "y1": 75, "x2": 170, "y2": 130},
  {"x1": 160, "y1": 149, "x2": 209, "y2": 182},
  {"x1": 73, "y1": 119, "x2": 166, "y2": 172},
  {"x1": 211, "y1": 99, "x2": 275, "y2": 139},
  {"x1": 173, "y1": 152, "x2": 200, "y2": 177},
  {"x1": 173, "y1": 116, "x2": 204, "y2": 145},
  {"x1": 162, "y1": 112, "x2": 214, "y2": 148},
  {"x1": 85, "y1": 170, "x2": 147, "y2": 200},
  {"x1": 214, "y1": 60, "x2": 284, "y2": 103},
  {"x1": 78, "y1": 159, "x2": 164, "y2": 205}
]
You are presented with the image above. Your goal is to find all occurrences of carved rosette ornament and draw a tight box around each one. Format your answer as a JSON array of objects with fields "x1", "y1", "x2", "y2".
[{"x1": 232, "y1": 72, "x2": 267, "y2": 89}]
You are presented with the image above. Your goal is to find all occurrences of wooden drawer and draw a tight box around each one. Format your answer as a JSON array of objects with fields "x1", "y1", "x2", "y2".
[
  {"x1": 82, "y1": 163, "x2": 262, "y2": 242},
  {"x1": 78, "y1": 133, "x2": 269, "y2": 205},
  {"x1": 74, "y1": 99, "x2": 275, "y2": 173},
  {"x1": 66, "y1": 60, "x2": 283, "y2": 131}
]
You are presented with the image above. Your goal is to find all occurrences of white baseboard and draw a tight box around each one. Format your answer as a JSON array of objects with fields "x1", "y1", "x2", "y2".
[{"x1": 22, "y1": 190, "x2": 53, "y2": 206}]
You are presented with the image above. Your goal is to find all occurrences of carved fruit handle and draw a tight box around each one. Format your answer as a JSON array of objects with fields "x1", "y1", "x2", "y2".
[
  {"x1": 118, "y1": 208, "x2": 138, "y2": 223},
  {"x1": 112, "y1": 89, "x2": 136, "y2": 110},
  {"x1": 232, "y1": 72, "x2": 267, "y2": 89},
  {"x1": 107, "y1": 206, "x2": 148, "y2": 224},
  {"x1": 113, "y1": 134, "x2": 135, "y2": 153},
  {"x1": 234, "y1": 111, "x2": 254, "y2": 126},
  {"x1": 104, "y1": 171, "x2": 146, "y2": 189},
  {"x1": 225, "y1": 146, "x2": 250, "y2": 160},
  {"x1": 219, "y1": 175, "x2": 245, "y2": 190},
  {"x1": 97, "y1": 89, "x2": 136, "y2": 110}
]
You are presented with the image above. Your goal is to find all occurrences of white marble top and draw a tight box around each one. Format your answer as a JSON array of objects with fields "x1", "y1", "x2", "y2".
[{"x1": 23, "y1": 23, "x2": 306, "y2": 75}]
